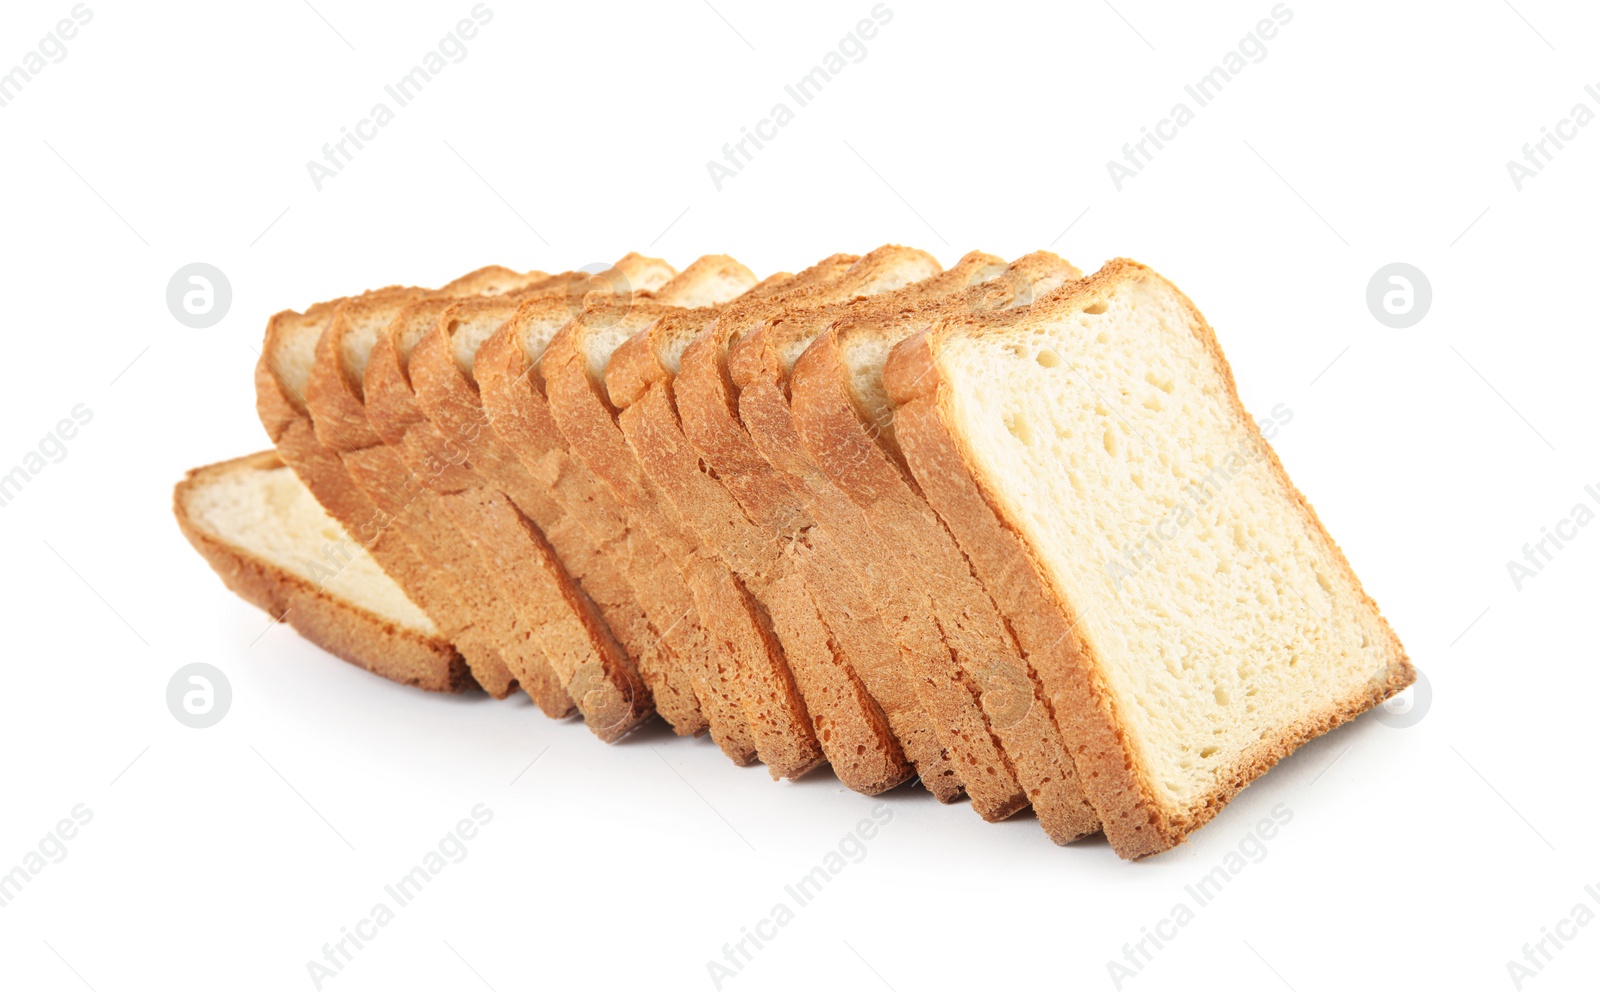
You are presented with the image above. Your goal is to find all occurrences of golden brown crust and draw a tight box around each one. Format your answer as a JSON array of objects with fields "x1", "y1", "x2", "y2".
[
  {"x1": 776, "y1": 253, "x2": 1096, "y2": 841},
  {"x1": 657, "y1": 251, "x2": 1002, "y2": 799},
  {"x1": 437, "y1": 266, "x2": 548, "y2": 297},
  {"x1": 884, "y1": 258, "x2": 1415, "y2": 858},
  {"x1": 357, "y1": 297, "x2": 578, "y2": 720},
  {"x1": 712, "y1": 254, "x2": 1033, "y2": 806},
  {"x1": 305, "y1": 293, "x2": 528, "y2": 701},
  {"x1": 173, "y1": 452, "x2": 471, "y2": 693},
  {"x1": 409, "y1": 295, "x2": 658, "y2": 742},
  {"x1": 542, "y1": 308, "x2": 766, "y2": 767},
  {"x1": 653, "y1": 248, "x2": 958, "y2": 789},
  {"x1": 612, "y1": 307, "x2": 904, "y2": 792},
  {"x1": 256, "y1": 300, "x2": 526, "y2": 699},
  {"x1": 474, "y1": 304, "x2": 710, "y2": 737},
  {"x1": 728, "y1": 251, "x2": 1006, "y2": 393}
]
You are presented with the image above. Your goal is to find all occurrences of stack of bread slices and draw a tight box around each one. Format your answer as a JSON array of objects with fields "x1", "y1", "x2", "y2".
[{"x1": 175, "y1": 247, "x2": 1414, "y2": 858}]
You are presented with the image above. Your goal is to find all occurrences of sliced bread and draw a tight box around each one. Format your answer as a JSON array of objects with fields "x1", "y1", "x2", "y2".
[
  {"x1": 719, "y1": 251, "x2": 1021, "y2": 810},
  {"x1": 174, "y1": 451, "x2": 469, "y2": 691},
  {"x1": 301, "y1": 268, "x2": 579, "y2": 719},
  {"x1": 409, "y1": 288, "x2": 699, "y2": 740},
  {"x1": 258, "y1": 287, "x2": 524, "y2": 699},
  {"x1": 474, "y1": 290, "x2": 726, "y2": 747},
  {"x1": 785, "y1": 252, "x2": 1102, "y2": 842},
  {"x1": 353, "y1": 260, "x2": 678, "y2": 735},
  {"x1": 883, "y1": 258, "x2": 1415, "y2": 857},
  {"x1": 542, "y1": 258, "x2": 840, "y2": 779},
  {"x1": 725, "y1": 251, "x2": 1090, "y2": 836},
  {"x1": 609, "y1": 247, "x2": 949, "y2": 796}
]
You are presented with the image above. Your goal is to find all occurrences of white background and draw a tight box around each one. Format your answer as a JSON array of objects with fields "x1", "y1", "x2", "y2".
[{"x1": 1, "y1": 1, "x2": 1596, "y2": 989}]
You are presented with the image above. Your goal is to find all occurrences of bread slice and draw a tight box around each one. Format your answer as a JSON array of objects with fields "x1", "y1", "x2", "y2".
[
  {"x1": 348, "y1": 259, "x2": 680, "y2": 737},
  {"x1": 174, "y1": 451, "x2": 469, "y2": 691},
  {"x1": 541, "y1": 256, "x2": 857, "y2": 779},
  {"x1": 716, "y1": 251, "x2": 1097, "y2": 842},
  {"x1": 883, "y1": 258, "x2": 1415, "y2": 857},
  {"x1": 715, "y1": 251, "x2": 1021, "y2": 809},
  {"x1": 783, "y1": 253, "x2": 1099, "y2": 841},
  {"x1": 607, "y1": 247, "x2": 954, "y2": 797},
  {"x1": 301, "y1": 267, "x2": 585, "y2": 720},
  {"x1": 474, "y1": 290, "x2": 725, "y2": 747},
  {"x1": 408, "y1": 276, "x2": 753, "y2": 740},
  {"x1": 300, "y1": 275, "x2": 546, "y2": 703},
  {"x1": 458, "y1": 258, "x2": 775, "y2": 749},
  {"x1": 258, "y1": 286, "x2": 528, "y2": 699}
]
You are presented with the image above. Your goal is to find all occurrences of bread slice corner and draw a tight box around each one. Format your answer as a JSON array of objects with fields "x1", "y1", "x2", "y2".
[{"x1": 174, "y1": 451, "x2": 470, "y2": 692}]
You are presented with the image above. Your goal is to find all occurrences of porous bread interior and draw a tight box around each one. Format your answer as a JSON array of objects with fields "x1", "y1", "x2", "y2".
[
  {"x1": 342, "y1": 312, "x2": 393, "y2": 386},
  {"x1": 451, "y1": 306, "x2": 517, "y2": 373},
  {"x1": 934, "y1": 274, "x2": 1399, "y2": 817},
  {"x1": 581, "y1": 311, "x2": 652, "y2": 380},
  {"x1": 183, "y1": 461, "x2": 435, "y2": 633},
  {"x1": 393, "y1": 307, "x2": 441, "y2": 364},
  {"x1": 517, "y1": 300, "x2": 580, "y2": 365},
  {"x1": 838, "y1": 255, "x2": 1082, "y2": 445},
  {"x1": 777, "y1": 333, "x2": 825, "y2": 374},
  {"x1": 654, "y1": 267, "x2": 757, "y2": 310},
  {"x1": 841, "y1": 334, "x2": 902, "y2": 440},
  {"x1": 651, "y1": 310, "x2": 718, "y2": 374}
]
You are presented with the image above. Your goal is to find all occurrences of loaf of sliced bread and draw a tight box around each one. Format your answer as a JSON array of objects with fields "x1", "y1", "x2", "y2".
[
  {"x1": 174, "y1": 451, "x2": 469, "y2": 691},
  {"x1": 883, "y1": 258, "x2": 1415, "y2": 857}
]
